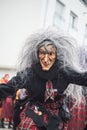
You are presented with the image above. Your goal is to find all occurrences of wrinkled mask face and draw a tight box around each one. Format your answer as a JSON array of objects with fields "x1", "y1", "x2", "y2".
[{"x1": 38, "y1": 42, "x2": 57, "y2": 71}]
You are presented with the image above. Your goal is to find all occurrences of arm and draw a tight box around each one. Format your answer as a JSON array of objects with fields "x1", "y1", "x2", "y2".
[
  {"x1": 65, "y1": 69, "x2": 87, "y2": 87},
  {"x1": 0, "y1": 71, "x2": 26, "y2": 98}
]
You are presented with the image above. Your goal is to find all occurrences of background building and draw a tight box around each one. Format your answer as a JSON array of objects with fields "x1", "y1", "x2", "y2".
[{"x1": 0, "y1": 0, "x2": 87, "y2": 77}]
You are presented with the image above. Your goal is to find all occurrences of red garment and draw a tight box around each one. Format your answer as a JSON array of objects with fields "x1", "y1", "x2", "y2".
[
  {"x1": 1, "y1": 97, "x2": 13, "y2": 119},
  {"x1": 17, "y1": 81, "x2": 87, "y2": 130},
  {"x1": 64, "y1": 96, "x2": 86, "y2": 130},
  {"x1": 18, "y1": 97, "x2": 87, "y2": 130},
  {"x1": 18, "y1": 101, "x2": 59, "y2": 130},
  {"x1": 18, "y1": 107, "x2": 39, "y2": 130},
  {"x1": 0, "y1": 74, "x2": 13, "y2": 121}
]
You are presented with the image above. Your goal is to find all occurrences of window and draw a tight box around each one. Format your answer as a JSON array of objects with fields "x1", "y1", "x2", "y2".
[
  {"x1": 53, "y1": 0, "x2": 65, "y2": 27},
  {"x1": 85, "y1": 24, "x2": 87, "y2": 38},
  {"x1": 80, "y1": 0, "x2": 87, "y2": 6},
  {"x1": 84, "y1": 24, "x2": 87, "y2": 45},
  {"x1": 69, "y1": 11, "x2": 78, "y2": 30}
]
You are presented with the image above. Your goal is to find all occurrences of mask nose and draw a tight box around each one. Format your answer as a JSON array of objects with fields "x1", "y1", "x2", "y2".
[{"x1": 44, "y1": 54, "x2": 49, "y2": 63}]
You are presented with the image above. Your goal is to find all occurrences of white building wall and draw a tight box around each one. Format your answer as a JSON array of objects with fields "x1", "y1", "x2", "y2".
[
  {"x1": 0, "y1": 0, "x2": 87, "y2": 77},
  {"x1": 65, "y1": 0, "x2": 87, "y2": 46},
  {"x1": 0, "y1": 0, "x2": 47, "y2": 77},
  {"x1": 44, "y1": 0, "x2": 87, "y2": 46}
]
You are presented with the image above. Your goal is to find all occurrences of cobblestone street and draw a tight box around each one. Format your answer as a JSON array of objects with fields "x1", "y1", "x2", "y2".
[
  {"x1": 0, "y1": 128, "x2": 12, "y2": 130},
  {"x1": 0, "y1": 122, "x2": 13, "y2": 130},
  {"x1": 0, "y1": 127, "x2": 12, "y2": 130}
]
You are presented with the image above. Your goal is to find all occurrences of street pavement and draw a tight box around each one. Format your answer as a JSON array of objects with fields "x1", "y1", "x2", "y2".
[
  {"x1": 0, "y1": 127, "x2": 12, "y2": 130},
  {"x1": 0, "y1": 122, "x2": 13, "y2": 130}
]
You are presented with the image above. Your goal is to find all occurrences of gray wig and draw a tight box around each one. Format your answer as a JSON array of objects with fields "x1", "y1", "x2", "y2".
[
  {"x1": 18, "y1": 27, "x2": 83, "y2": 72},
  {"x1": 18, "y1": 27, "x2": 86, "y2": 108}
]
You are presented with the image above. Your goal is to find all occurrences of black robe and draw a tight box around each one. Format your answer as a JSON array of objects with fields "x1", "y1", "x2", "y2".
[
  {"x1": 0, "y1": 62, "x2": 87, "y2": 130},
  {"x1": 0, "y1": 62, "x2": 87, "y2": 102}
]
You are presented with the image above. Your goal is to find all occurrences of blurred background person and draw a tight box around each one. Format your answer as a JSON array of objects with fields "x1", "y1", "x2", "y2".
[
  {"x1": 0, "y1": 74, "x2": 13, "y2": 128},
  {"x1": 64, "y1": 83, "x2": 87, "y2": 130},
  {"x1": 13, "y1": 88, "x2": 28, "y2": 130}
]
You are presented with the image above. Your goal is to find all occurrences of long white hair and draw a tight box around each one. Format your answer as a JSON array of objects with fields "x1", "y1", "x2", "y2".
[
  {"x1": 18, "y1": 27, "x2": 86, "y2": 108},
  {"x1": 64, "y1": 84, "x2": 86, "y2": 110},
  {"x1": 18, "y1": 27, "x2": 83, "y2": 72}
]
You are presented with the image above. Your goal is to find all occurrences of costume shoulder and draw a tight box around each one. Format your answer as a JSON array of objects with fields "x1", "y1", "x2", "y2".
[
  {"x1": 0, "y1": 67, "x2": 34, "y2": 98},
  {"x1": 64, "y1": 67, "x2": 87, "y2": 87},
  {"x1": 8, "y1": 67, "x2": 34, "y2": 88}
]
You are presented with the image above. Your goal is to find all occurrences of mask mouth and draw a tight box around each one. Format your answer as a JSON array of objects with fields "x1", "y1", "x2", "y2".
[{"x1": 38, "y1": 44, "x2": 57, "y2": 71}]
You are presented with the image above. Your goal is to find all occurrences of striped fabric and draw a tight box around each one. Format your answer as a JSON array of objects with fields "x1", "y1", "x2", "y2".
[
  {"x1": 18, "y1": 106, "x2": 39, "y2": 130},
  {"x1": 64, "y1": 96, "x2": 87, "y2": 130},
  {"x1": 18, "y1": 101, "x2": 59, "y2": 130},
  {"x1": 17, "y1": 96, "x2": 87, "y2": 130}
]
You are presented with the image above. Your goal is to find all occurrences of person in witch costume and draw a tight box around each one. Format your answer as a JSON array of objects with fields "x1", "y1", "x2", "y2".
[{"x1": 0, "y1": 27, "x2": 87, "y2": 130}]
